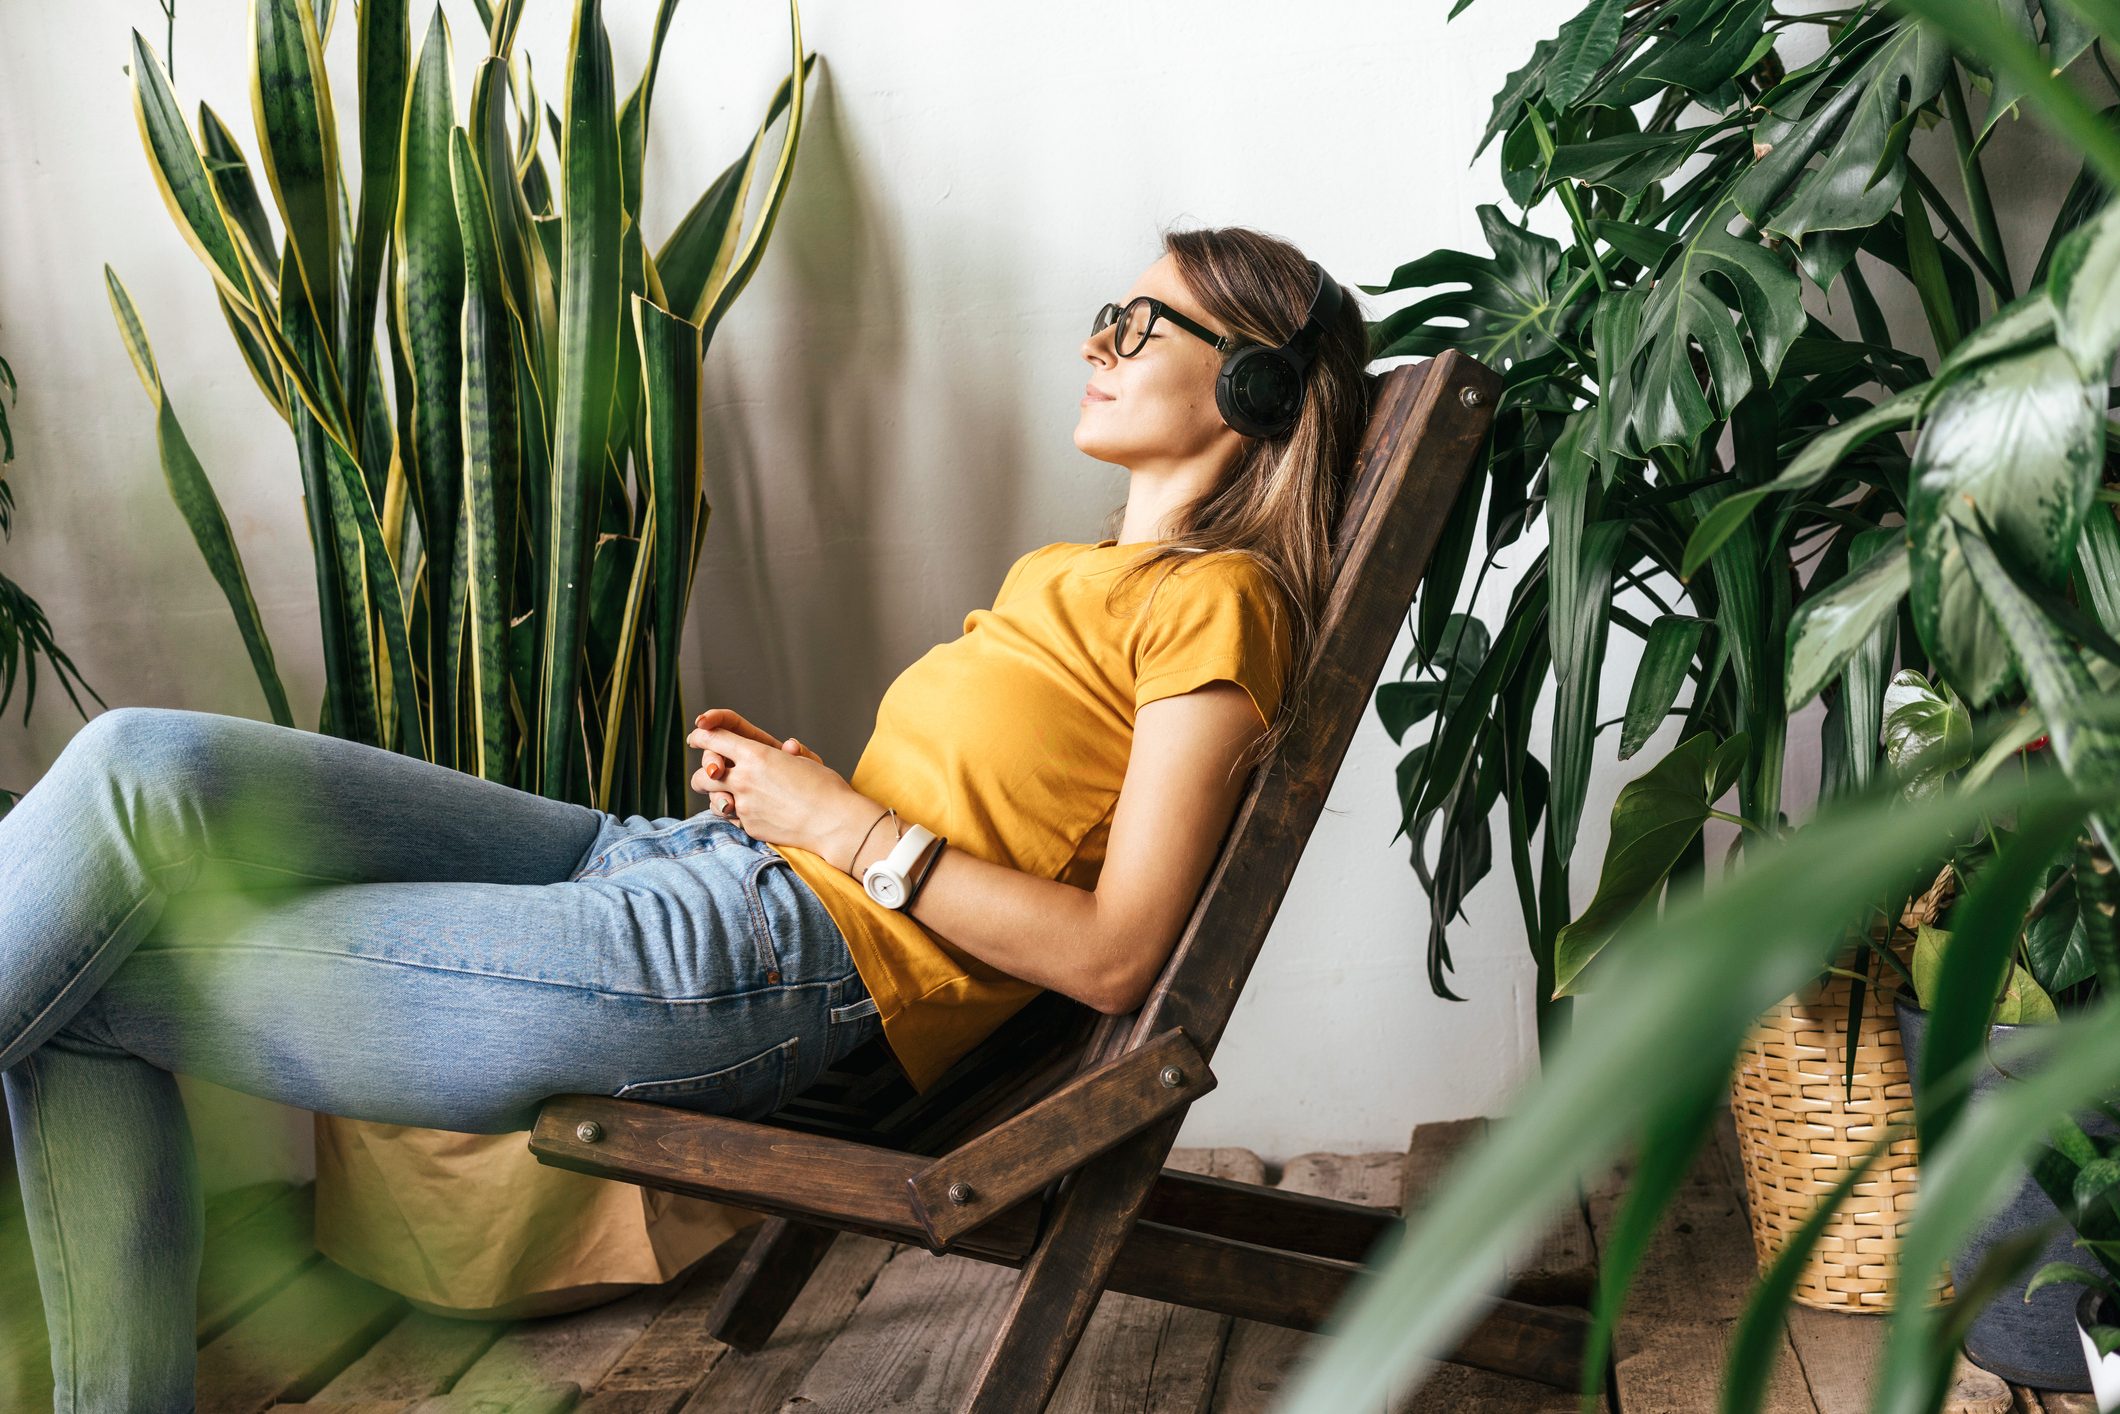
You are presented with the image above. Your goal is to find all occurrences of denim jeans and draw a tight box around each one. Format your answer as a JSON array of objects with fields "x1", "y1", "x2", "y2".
[{"x1": 0, "y1": 706, "x2": 883, "y2": 1413}]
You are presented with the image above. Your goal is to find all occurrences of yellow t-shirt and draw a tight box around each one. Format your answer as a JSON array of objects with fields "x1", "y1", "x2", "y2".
[{"x1": 768, "y1": 538, "x2": 1293, "y2": 1094}]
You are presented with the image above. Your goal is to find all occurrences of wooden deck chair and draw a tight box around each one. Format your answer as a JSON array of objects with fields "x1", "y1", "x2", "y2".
[{"x1": 527, "y1": 348, "x2": 1590, "y2": 1411}]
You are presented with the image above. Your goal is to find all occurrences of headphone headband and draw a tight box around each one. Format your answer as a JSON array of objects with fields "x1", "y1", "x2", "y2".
[{"x1": 1214, "y1": 259, "x2": 1344, "y2": 440}]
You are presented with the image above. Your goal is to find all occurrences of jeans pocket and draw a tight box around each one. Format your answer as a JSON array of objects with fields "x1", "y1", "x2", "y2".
[{"x1": 613, "y1": 1034, "x2": 799, "y2": 1119}]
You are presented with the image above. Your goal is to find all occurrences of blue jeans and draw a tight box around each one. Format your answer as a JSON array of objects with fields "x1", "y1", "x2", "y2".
[{"x1": 0, "y1": 706, "x2": 883, "y2": 1413}]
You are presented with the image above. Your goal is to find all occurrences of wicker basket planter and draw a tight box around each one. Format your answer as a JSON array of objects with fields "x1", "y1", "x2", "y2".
[{"x1": 1726, "y1": 869, "x2": 1956, "y2": 1313}]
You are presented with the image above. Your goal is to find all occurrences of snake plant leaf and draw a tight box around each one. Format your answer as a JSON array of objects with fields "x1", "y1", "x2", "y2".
[
  {"x1": 1608, "y1": 194, "x2": 1804, "y2": 459},
  {"x1": 1364, "y1": 205, "x2": 1576, "y2": 372},
  {"x1": 1785, "y1": 534, "x2": 1909, "y2": 712},
  {"x1": 1733, "y1": 14, "x2": 1951, "y2": 246},
  {"x1": 215, "y1": 291, "x2": 292, "y2": 420},
  {"x1": 448, "y1": 127, "x2": 520, "y2": 784},
  {"x1": 656, "y1": 51, "x2": 817, "y2": 325},
  {"x1": 617, "y1": 0, "x2": 683, "y2": 227},
  {"x1": 197, "y1": 103, "x2": 279, "y2": 279},
  {"x1": 105, "y1": 267, "x2": 294, "y2": 730},
  {"x1": 1957, "y1": 518, "x2": 2120, "y2": 864},
  {"x1": 537, "y1": 0, "x2": 624, "y2": 794},
  {"x1": 394, "y1": 6, "x2": 465, "y2": 764},
  {"x1": 630, "y1": 295, "x2": 705, "y2": 817},
  {"x1": 2050, "y1": 192, "x2": 2120, "y2": 380},
  {"x1": 696, "y1": 0, "x2": 809, "y2": 345},
  {"x1": 348, "y1": 0, "x2": 408, "y2": 429},
  {"x1": 251, "y1": 0, "x2": 342, "y2": 348},
  {"x1": 1552, "y1": 728, "x2": 1748, "y2": 997},
  {"x1": 469, "y1": 56, "x2": 555, "y2": 388},
  {"x1": 130, "y1": 31, "x2": 254, "y2": 309},
  {"x1": 1909, "y1": 343, "x2": 2104, "y2": 707},
  {"x1": 1619, "y1": 614, "x2": 1709, "y2": 760},
  {"x1": 1681, "y1": 382, "x2": 1923, "y2": 577}
]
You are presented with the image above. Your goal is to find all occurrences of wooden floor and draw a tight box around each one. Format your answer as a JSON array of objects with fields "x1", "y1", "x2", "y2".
[{"x1": 0, "y1": 1111, "x2": 2099, "y2": 1412}]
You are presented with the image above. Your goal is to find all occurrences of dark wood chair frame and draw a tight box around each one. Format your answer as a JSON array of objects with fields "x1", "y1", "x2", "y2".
[{"x1": 526, "y1": 349, "x2": 1590, "y2": 1411}]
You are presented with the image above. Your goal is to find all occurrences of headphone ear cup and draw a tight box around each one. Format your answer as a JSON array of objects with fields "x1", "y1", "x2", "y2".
[{"x1": 1217, "y1": 347, "x2": 1301, "y2": 440}]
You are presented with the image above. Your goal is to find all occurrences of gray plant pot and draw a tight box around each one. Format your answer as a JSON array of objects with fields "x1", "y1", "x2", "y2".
[{"x1": 1896, "y1": 995, "x2": 2120, "y2": 1390}]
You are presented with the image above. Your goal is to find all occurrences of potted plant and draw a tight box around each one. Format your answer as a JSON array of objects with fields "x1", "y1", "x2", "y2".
[
  {"x1": 1368, "y1": 0, "x2": 2120, "y2": 1344},
  {"x1": 108, "y1": 0, "x2": 820, "y2": 1317}
]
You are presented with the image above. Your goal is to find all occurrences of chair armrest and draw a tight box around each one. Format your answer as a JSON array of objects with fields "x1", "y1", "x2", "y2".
[{"x1": 905, "y1": 1026, "x2": 1214, "y2": 1247}]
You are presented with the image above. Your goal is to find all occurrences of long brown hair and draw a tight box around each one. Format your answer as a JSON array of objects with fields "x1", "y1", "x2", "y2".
[{"x1": 1098, "y1": 223, "x2": 1374, "y2": 775}]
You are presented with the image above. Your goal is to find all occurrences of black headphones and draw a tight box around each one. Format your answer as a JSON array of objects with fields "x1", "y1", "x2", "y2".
[{"x1": 1214, "y1": 259, "x2": 1344, "y2": 441}]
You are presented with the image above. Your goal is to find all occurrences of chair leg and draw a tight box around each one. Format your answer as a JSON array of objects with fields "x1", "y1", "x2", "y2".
[
  {"x1": 705, "y1": 1215, "x2": 842, "y2": 1352},
  {"x1": 958, "y1": 1111, "x2": 1183, "y2": 1413}
]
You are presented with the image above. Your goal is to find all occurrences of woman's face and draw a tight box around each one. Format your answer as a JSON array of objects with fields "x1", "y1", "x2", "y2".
[{"x1": 1073, "y1": 253, "x2": 1247, "y2": 472}]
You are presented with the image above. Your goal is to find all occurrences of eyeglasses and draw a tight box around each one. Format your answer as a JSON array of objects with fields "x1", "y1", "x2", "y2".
[{"x1": 1090, "y1": 296, "x2": 1241, "y2": 359}]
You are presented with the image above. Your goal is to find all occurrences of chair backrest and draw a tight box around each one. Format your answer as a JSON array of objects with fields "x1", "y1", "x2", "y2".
[{"x1": 775, "y1": 350, "x2": 1501, "y2": 1147}]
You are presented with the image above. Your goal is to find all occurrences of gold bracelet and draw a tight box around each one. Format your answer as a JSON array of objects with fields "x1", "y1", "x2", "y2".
[{"x1": 847, "y1": 805, "x2": 899, "y2": 875}]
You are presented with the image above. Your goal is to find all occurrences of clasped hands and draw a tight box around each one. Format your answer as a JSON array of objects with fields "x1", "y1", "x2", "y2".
[{"x1": 688, "y1": 708, "x2": 865, "y2": 858}]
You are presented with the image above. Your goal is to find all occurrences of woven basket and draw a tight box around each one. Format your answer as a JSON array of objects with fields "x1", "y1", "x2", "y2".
[{"x1": 1727, "y1": 869, "x2": 1956, "y2": 1313}]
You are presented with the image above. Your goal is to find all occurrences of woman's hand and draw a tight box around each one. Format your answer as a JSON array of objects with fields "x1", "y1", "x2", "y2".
[
  {"x1": 688, "y1": 719, "x2": 863, "y2": 852},
  {"x1": 690, "y1": 708, "x2": 825, "y2": 823}
]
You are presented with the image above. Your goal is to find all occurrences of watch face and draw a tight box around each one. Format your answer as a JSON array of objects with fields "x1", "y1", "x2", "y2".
[{"x1": 865, "y1": 867, "x2": 907, "y2": 909}]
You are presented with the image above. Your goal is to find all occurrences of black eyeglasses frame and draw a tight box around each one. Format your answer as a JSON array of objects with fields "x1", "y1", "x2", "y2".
[{"x1": 1090, "y1": 296, "x2": 1242, "y2": 359}]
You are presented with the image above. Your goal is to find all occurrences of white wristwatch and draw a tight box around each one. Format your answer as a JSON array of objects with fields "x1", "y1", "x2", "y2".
[{"x1": 862, "y1": 822, "x2": 938, "y2": 910}]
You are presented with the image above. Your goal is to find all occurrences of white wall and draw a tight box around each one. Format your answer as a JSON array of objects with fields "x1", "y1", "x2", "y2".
[{"x1": 1, "y1": 0, "x2": 2097, "y2": 1190}]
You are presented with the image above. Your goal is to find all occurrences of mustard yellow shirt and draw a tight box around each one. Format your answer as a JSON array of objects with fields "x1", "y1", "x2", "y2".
[{"x1": 768, "y1": 538, "x2": 1293, "y2": 1094}]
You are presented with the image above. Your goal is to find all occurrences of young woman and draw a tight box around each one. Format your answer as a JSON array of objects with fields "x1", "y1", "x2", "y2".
[{"x1": 0, "y1": 223, "x2": 1370, "y2": 1410}]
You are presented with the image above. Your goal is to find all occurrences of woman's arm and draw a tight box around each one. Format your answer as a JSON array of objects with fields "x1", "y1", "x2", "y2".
[{"x1": 813, "y1": 680, "x2": 1268, "y2": 1016}]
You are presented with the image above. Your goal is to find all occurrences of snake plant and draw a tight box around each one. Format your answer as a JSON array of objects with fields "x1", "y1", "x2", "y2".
[{"x1": 108, "y1": 0, "x2": 816, "y2": 817}]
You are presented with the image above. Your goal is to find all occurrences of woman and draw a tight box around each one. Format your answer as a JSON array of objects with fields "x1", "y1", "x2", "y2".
[{"x1": 0, "y1": 223, "x2": 1370, "y2": 1411}]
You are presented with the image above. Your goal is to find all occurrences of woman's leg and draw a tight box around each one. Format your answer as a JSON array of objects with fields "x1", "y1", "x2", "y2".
[
  {"x1": 0, "y1": 705, "x2": 612, "y2": 1075},
  {"x1": 5, "y1": 751, "x2": 870, "y2": 1412}
]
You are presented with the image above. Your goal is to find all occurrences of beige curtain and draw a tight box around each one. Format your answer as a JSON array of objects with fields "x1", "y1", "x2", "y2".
[{"x1": 311, "y1": 1114, "x2": 765, "y2": 1318}]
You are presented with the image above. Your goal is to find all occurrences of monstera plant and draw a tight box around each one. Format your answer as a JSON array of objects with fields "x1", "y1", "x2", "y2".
[
  {"x1": 1296, "y1": 0, "x2": 2120, "y2": 1405},
  {"x1": 112, "y1": 0, "x2": 813, "y2": 815},
  {"x1": 1364, "y1": 0, "x2": 2120, "y2": 1060}
]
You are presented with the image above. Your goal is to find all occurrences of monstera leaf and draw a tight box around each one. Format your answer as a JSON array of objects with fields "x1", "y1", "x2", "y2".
[
  {"x1": 1734, "y1": 12, "x2": 1952, "y2": 247},
  {"x1": 1590, "y1": 202, "x2": 1805, "y2": 458},
  {"x1": 1363, "y1": 204, "x2": 1584, "y2": 372}
]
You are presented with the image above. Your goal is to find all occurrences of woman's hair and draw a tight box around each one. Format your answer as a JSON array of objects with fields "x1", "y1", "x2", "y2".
[{"x1": 1099, "y1": 222, "x2": 1374, "y2": 776}]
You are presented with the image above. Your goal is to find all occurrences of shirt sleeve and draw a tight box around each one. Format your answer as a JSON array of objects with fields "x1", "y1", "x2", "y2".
[{"x1": 1131, "y1": 554, "x2": 1293, "y2": 732}]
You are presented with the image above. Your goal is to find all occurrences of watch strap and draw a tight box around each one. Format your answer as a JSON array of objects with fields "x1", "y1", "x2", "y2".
[{"x1": 904, "y1": 836, "x2": 947, "y2": 912}]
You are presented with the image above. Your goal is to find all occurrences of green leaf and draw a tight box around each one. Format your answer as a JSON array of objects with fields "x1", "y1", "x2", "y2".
[
  {"x1": 1274, "y1": 758, "x2": 2107, "y2": 1411},
  {"x1": 1545, "y1": 0, "x2": 1624, "y2": 110},
  {"x1": 1880, "y1": 668, "x2": 1972, "y2": 803},
  {"x1": 2024, "y1": 1259, "x2": 2113, "y2": 1301},
  {"x1": 1553, "y1": 730, "x2": 1741, "y2": 997},
  {"x1": 1785, "y1": 535, "x2": 1908, "y2": 712},
  {"x1": 1619, "y1": 615, "x2": 1708, "y2": 760},
  {"x1": 252, "y1": 0, "x2": 343, "y2": 346},
  {"x1": 537, "y1": 0, "x2": 625, "y2": 793},
  {"x1": 1362, "y1": 205, "x2": 1578, "y2": 372},
  {"x1": 1908, "y1": 345, "x2": 2105, "y2": 709},
  {"x1": 1735, "y1": 15, "x2": 1951, "y2": 247},
  {"x1": 2051, "y1": 194, "x2": 2120, "y2": 380},
  {"x1": 1679, "y1": 384, "x2": 1925, "y2": 579},
  {"x1": 1607, "y1": 194, "x2": 1805, "y2": 459},
  {"x1": 1957, "y1": 519, "x2": 2120, "y2": 861},
  {"x1": 105, "y1": 266, "x2": 294, "y2": 730}
]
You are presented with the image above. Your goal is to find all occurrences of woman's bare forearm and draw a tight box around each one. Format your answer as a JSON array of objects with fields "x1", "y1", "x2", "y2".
[{"x1": 812, "y1": 796, "x2": 1123, "y2": 1013}]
